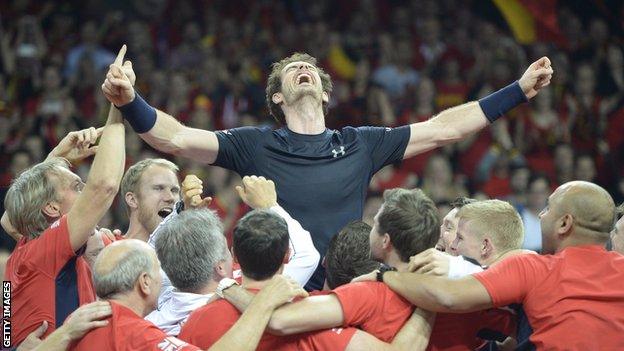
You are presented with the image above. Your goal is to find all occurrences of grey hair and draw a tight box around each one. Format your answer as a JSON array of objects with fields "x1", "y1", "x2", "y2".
[
  {"x1": 155, "y1": 209, "x2": 228, "y2": 293},
  {"x1": 4, "y1": 157, "x2": 70, "y2": 239},
  {"x1": 94, "y1": 242, "x2": 156, "y2": 299}
]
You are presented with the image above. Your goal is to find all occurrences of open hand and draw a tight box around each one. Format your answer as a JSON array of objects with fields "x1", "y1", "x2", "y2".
[
  {"x1": 408, "y1": 248, "x2": 451, "y2": 276},
  {"x1": 255, "y1": 275, "x2": 308, "y2": 309},
  {"x1": 48, "y1": 127, "x2": 103, "y2": 163}
]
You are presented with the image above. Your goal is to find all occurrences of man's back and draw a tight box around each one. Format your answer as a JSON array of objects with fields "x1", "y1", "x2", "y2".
[
  {"x1": 72, "y1": 301, "x2": 198, "y2": 351},
  {"x1": 7, "y1": 216, "x2": 95, "y2": 346},
  {"x1": 474, "y1": 245, "x2": 624, "y2": 350},
  {"x1": 179, "y1": 291, "x2": 297, "y2": 350}
]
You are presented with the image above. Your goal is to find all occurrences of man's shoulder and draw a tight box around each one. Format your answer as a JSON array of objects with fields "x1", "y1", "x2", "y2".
[
  {"x1": 217, "y1": 125, "x2": 273, "y2": 137},
  {"x1": 186, "y1": 299, "x2": 240, "y2": 325}
]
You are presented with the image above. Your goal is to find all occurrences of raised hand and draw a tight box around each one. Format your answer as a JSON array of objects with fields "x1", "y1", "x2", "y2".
[
  {"x1": 254, "y1": 275, "x2": 308, "y2": 309},
  {"x1": 235, "y1": 176, "x2": 278, "y2": 210},
  {"x1": 518, "y1": 56, "x2": 554, "y2": 99},
  {"x1": 101, "y1": 45, "x2": 136, "y2": 106},
  {"x1": 181, "y1": 174, "x2": 212, "y2": 209},
  {"x1": 47, "y1": 127, "x2": 103, "y2": 163}
]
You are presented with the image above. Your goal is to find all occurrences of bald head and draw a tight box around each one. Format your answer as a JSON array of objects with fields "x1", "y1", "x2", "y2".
[
  {"x1": 93, "y1": 239, "x2": 159, "y2": 299},
  {"x1": 553, "y1": 181, "x2": 615, "y2": 234}
]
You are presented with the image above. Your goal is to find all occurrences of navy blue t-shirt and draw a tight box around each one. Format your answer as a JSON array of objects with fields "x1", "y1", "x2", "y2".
[{"x1": 213, "y1": 125, "x2": 410, "y2": 289}]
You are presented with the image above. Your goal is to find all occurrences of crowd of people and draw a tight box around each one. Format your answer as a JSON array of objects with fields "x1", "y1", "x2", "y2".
[{"x1": 1, "y1": 0, "x2": 624, "y2": 350}]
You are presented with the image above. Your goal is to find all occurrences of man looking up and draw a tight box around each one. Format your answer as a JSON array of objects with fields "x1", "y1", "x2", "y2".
[{"x1": 102, "y1": 51, "x2": 553, "y2": 289}]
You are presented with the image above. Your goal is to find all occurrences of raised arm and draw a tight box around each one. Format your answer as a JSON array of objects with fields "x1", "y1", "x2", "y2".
[
  {"x1": 101, "y1": 49, "x2": 219, "y2": 164},
  {"x1": 403, "y1": 57, "x2": 553, "y2": 159},
  {"x1": 236, "y1": 176, "x2": 320, "y2": 286},
  {"x1": 66, "y1": 47, "x2": 127, "y2": 251}
]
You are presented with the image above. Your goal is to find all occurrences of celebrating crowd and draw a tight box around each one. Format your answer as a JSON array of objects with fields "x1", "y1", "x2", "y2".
[{"x1": 1, "y1": 0, "x2": 624, "y2": 350}]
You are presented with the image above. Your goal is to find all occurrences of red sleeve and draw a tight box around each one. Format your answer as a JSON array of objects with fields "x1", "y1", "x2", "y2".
[
  {"x1": 332, "y1": 282, "x2": 383, "y2": 327},
  {"x1": 25, "y1": 215, "x2": 75, "y2": 277},
  {"x1": 297, "y1": 327, "x2": 358, "y2": 351},
  {"x1": 178, "y1": 301, "x2": 238, "y2": 349},
  {"x1": 473, "y1": 254, "x2": 548, "y2": 307}
]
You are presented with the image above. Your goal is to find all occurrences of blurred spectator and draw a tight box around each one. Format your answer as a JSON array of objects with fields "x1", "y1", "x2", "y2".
[
  {"x1": 520, "y1": 174, "x2": 551, "y2": 252},
  {"x1": 0, "y1": 0, "x2": 622, "y2": 252}
]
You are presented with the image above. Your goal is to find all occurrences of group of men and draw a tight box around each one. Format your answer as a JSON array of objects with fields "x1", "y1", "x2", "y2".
[{"x1": 3, "y1": 43, "x2": 624, "y2": 351}]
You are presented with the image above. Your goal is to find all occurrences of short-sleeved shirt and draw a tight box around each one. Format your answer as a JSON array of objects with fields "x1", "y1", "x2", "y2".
[
  {"x1": 178, "y1": 288, "x2": 356, "y2": 351},
  {"x1": 473, "y1": 245, "x2": 624, "y2": 350},
  {"x1": 71, "y1": 302, "x2": 199, "y2": 351},
  {"x1": 332, "y1": 281, "x2": 413, "y2": 341},
  {"x1": 333, "y1": 282, "x2": 514, "y2": 349},
  {"x1": 5, "y1": 215, "x2": 96, "y2": 346},
  {"x1": 427, "y1": 310, "x2": 515, "y2": 351},
  {"x1": 214, "y1": 126, "x2": 410, "y2": 289}
]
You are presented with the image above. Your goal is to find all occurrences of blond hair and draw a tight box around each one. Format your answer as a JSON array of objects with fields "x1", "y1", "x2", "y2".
[
  {"x1": 120, "y1": 158, "x2": 179, "y2": 214},
  {"x1": 4, "y1": 158, "x2": 70, "y2": 239},
  {"x1": 458, "y1": 200, "x2": 524, "y2": 252}
]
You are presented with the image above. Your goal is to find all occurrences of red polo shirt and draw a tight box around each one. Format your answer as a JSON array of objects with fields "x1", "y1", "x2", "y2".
[
  {"x1": 333, "y1": 281, "x2": 514, "y2": 350},
  {"x1": 474, "y1": 245, "x2": 624, "y2": 350},
  {"x1": 333, "y1": 281, "x2": 413, "y2": 341},
  {"x1": 71, "y1": 301, "x2": 200, "y2": 351},
  {"x1": 179, "y1": 288, "x2": 355, "y2": 350},
  {"x1": 5, "y1": 215, "x2": 96, "y2": 346}
]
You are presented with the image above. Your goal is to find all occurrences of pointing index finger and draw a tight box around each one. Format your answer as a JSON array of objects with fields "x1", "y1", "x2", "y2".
[{"x1": 113, "y1": 44, "x2": 127, "y2": 66}]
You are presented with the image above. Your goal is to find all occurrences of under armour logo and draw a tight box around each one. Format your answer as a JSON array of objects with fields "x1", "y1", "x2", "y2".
[{"x1": 331, "y1": 146, "x2": 345, "y2": 158}]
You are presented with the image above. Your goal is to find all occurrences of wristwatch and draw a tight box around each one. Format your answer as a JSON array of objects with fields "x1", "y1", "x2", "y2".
[
  {"x1": 215, "y1": 278, "x2": 238, "y2": 298},
  {"x1": 376, "y1": 263, "x2": 397, "y2": 282}
]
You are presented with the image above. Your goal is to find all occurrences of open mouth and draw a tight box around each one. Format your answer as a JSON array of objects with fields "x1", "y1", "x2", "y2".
[
  {"x1": 157, "y1": 207, "x2": 173, "y2": 218},
  {"x1": 296, "y1": 73, "x2": 313, "y2": 86}
]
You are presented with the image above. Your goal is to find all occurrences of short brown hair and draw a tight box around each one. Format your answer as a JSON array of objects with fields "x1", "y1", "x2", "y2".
[
  {"x1": 266, "y1": 53, "x2": 333, "y2": 125},
  {"x1": 325, "y1": 221, "x2": 379, "y2": 289},
  {"x1": 4, "y1": 158, "x2": 70, "y2": 239},
  {"x1": 378, "y1": 188, "x2": 440, "y2": 262},
  {"x1": 120, "y1": 158, "x2": 178, "y2": 214},
  {"x1": 458, "y1": 200, "x2": 524, "y2": 252}
]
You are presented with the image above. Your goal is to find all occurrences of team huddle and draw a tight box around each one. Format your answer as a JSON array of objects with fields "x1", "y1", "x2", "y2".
[{"x1": 4, "y1": 44, "x2": 624, "y2": 351}]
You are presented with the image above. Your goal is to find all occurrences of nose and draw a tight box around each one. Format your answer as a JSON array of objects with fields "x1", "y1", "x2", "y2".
[{"x1": 162, "y1": 189, "x2": 176, "y2": 204}]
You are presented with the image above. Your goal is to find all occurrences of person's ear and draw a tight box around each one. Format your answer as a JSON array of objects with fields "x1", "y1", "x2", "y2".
[
  {"x1": 283, "y1": 247, "x2": 291, "y2": 264},
  {"x1": 272, "y1": 92, "x2": 284, "y2": 105},
  {"x1": 125, "y1": 192, "x2": 139, "y2": 210},
  {"x1": 557, "y1": 214, "x2": 574, "y2": 239},
  {"x1": 481, "y1": 237, "x2": 494, "y2": 258},
  {"x1": 42, "y1": 201, "x2": 62, "y2": 219},
  {"x1": 381, "y1": 233, "x2": 392, "y2": 250},
  {"x1": 322, "y1": 91, "x2": 329, "y2": 103},
  {"x1": 138, "y1": 272, "x2": 152, "y2": 296}
]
